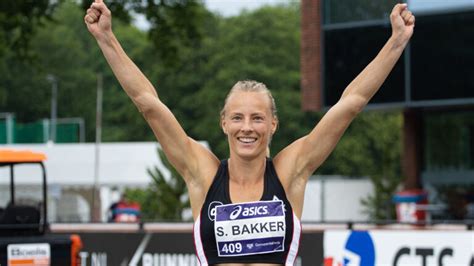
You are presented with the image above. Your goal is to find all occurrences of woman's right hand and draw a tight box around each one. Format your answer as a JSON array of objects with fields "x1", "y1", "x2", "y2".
[
  {"x1": 390, "y1": 3, "x2": 415, "y2": 46},
  {"x1": 84, "y1": 0, "x2": 112, "y2": 41}
]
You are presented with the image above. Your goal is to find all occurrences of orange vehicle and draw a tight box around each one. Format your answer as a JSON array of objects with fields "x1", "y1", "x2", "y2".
[{"x1": 0, "y1": 149, "x2": 82, "y2": 265}]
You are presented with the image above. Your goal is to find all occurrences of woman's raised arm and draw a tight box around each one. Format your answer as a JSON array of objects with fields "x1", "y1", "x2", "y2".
[
  {"x1": 275, "y1": 3, "x2": 415, "y2": 207},
  {"x1": 84, "y1": 0, "x2": 219, "y2": 185}
]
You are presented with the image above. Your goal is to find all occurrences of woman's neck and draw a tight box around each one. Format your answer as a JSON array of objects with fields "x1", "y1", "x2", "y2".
[{"x1": 228, "y1": 155, "x2": 266, "y2": 185}]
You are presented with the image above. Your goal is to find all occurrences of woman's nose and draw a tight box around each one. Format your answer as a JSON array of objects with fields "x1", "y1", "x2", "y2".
[{"x1": 240, "y1": 118, "x2": 253, "y2": 132}]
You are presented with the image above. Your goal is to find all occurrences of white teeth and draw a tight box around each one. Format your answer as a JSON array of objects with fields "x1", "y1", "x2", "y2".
[{"x1": 238, "y1": 137, "x2": 257, "y2": 143}]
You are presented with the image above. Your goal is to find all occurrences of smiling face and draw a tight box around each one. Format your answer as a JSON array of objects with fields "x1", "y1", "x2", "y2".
[{"x1": 221, "y1": 90, "x2": 277, "y2": 160}]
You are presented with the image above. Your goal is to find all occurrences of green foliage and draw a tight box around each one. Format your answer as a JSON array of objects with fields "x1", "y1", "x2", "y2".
[
  {"x1": 1, "y1": 2, "x2": 94, "y2": 135},
  {"x1": 318, "y1": 112, "x2": 401, "y2": 176},
  {"x1": 80, "y1": 0, "x2": 207, "y2": 65},
  {"x1": 125, "y1": 148, "x2": 190, "y2": 221},
  {"x1": 355, "y1": 111, "x2": 402, "y2": 220},
  {"x1": 311, "y1": 110, "x2": 403, "y2": 220},
  {"x1": 0, "y1": 0, "x2": 63, "y2": 59},
  {"x1": 0, "y1": 1, "x2": 153, "y2": 141}
]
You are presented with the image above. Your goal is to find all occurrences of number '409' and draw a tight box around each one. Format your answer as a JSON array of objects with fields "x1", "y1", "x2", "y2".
[{"x1": 222, "y1": 243, "x2": 242, "y2": 253}]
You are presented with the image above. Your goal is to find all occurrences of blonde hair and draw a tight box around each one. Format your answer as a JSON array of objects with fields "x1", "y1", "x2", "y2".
[{"x1": 220, "y1": 80, "x2": 277, "y2": 119}]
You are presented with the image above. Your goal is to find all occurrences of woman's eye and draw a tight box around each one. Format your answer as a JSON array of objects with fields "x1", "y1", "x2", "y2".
[
  {"x1": 231, "y1": 116, "x2": 242, "y2": 121},
  {"x1": 254, "y1": 116, "x2": 264, "y2": 121}
]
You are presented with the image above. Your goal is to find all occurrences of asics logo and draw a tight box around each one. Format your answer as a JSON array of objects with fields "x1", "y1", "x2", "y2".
[
  {"x1": 229, "y1": 206, "x2": 242, "y2": 220},
  {"x1": 229, "y1": 205, "x2": 269, "y2": 220}
]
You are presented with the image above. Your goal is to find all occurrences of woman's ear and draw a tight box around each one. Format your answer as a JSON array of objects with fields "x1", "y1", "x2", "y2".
[
  {"x1": 271, "y1": 118, "x2": 278, "y2": 134},
  {"x1": 221, "y1": 117, "x2": 227, "y2": 135}
]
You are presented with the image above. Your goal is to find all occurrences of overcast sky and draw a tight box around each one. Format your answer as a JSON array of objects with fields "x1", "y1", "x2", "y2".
[{"x1": 205, "y1": 0, "x2": 290, "y2": 17}]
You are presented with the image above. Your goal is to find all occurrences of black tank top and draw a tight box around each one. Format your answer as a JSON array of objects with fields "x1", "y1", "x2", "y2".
[{"x1": 193, "y1": 158, "x2": 301, "y2": 265}]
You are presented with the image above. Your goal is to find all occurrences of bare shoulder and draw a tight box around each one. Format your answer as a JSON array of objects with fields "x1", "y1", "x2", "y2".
[
  {"x1": 184, "y1": 138, "x2": 221, "y2": 217},
  {"x1": 273, "y1": 137, "x2": 310, "y2": 187},
  {"x1": 186, "y1": 138, "x2": 221, "y2": 188},
  {"x1": 273, "y1": 138, "x2": 310, "y2": 216}
]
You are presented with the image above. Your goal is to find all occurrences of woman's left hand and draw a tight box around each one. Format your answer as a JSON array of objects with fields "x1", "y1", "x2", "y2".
[{"x1": 390, "y1": 3, "x2": 415, "y2": 44}]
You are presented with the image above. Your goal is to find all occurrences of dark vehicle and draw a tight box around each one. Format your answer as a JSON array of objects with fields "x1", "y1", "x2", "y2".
[{"x1": 0, "y1": 149, "x2": 82, "y2": 265}]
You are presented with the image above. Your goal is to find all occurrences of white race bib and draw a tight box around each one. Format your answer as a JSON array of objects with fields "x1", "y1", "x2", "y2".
[{"x1": 214, "y1": 200, "x2": 286, "y2": 257}]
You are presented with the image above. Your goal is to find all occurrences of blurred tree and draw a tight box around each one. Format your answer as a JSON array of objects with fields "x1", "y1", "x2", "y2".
[
  {"x1": 0, "y1": 0, "x2": 63, "y2": 60},
  {"x1": 357, "y1": 111, "x2": 402, "y2": 220},
  {"x1": 0, "y1": 1, "x2": 91, "y2": 123},
  {"x1": 125, "y1": 148, "x2": 190, "y2": 221},
  {"x1": 313, "y1": 111, "x2": 402, "y2": 220},
  {"x1": 80, "y1": 0, "x2": 207, "y2": 66},
  {"x1": 0, "y1": 1, "x2": 154, "y2": 141},
  {"x1": 79, "y1": 0, "x2": 214, "y2": 141}
]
